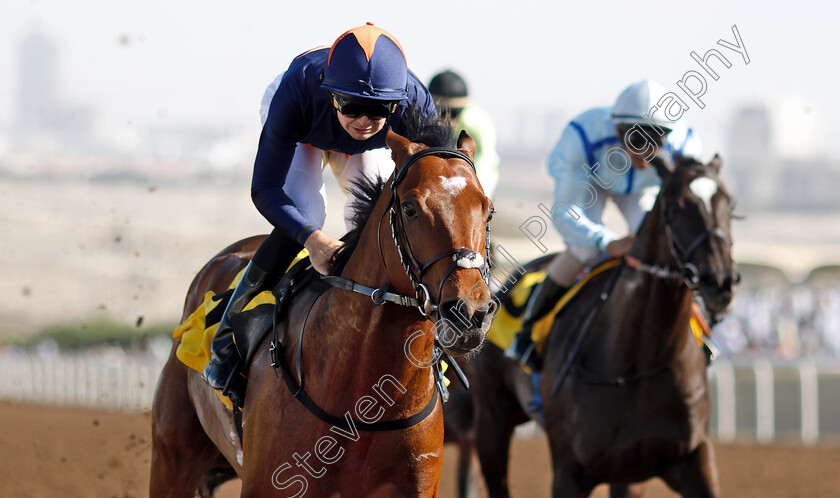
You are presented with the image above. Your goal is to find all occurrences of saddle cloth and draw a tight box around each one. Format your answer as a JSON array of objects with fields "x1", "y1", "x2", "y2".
[
  {"x1": 487, "y1": 259, "x2": 707, "y2": 355},
  {"x1": 173, "y1": 250, "x2": 310, "y2": 408}
]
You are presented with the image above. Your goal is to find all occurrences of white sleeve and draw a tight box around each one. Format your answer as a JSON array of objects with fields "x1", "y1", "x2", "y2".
[{"x1": 547, "y1": 125, "x2": 617, "y2": 250}]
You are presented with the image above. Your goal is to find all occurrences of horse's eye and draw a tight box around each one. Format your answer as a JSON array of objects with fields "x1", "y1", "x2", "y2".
[
  {"x1": 488, "y1": 207, "x2": 495, "y2": 222},
  {"x1": 402, "y1": 201, "x2": 418, "y2": 219}
]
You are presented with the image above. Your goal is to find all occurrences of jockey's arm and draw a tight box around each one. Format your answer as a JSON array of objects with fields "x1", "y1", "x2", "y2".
[
  {"x1": 547, "y1": 125, "x2": 618, "y2": 252},
  {"x1": 252, "y1": 85, "x2": 344, "y2": 274},
  {"x1": 250, "y1": 121, "x2": 313, "y2": 242}
]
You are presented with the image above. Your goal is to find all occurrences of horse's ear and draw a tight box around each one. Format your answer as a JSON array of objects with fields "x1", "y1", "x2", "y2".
[
  {"x1": 709, "y1": 153, "x2": 723, "y2": 173},
  {"x1": 456, "y1": 130, "x2": 476, "y2": 160},
  {"x1": 651, "y1": 155, "x2": 673, "y2": 182},
  {"x1": 387, "y1": 130, "x2": 422, "y2": 172}
]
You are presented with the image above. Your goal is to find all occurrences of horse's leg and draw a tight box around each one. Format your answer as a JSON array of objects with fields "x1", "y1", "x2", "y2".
[
  {"x1": 197, "y1": 467, "x2": 238, "y2": 498},
  {"x1": 456, "y1": 437, "x2": 482, "y2": 498},
  {"x1": 151, "y1": 357, "x2": 227, "y2": 498},
  {"x1": 469, "y1": 345, "x2": 531, "y2": 498},
  {"x1": 659, "y1": 440, "x2": 720, "y2": 498},
  {"x1": 474, "y1": 411, "x2": 518, "y2": 498},
  {"x1": 443, "y1": 376, "x2": 481, "y2": 498},
  {"x1": 610, "y1": 483, "x2": 647, "y2": 498},
  {"x1": 549, "y1": 459, "x2": 597, "y2": 498}
]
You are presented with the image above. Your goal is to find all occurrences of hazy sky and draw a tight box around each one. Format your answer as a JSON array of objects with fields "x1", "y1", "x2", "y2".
[{"x1": 1, "y1": 0, "x2": 836, "y2": 158}]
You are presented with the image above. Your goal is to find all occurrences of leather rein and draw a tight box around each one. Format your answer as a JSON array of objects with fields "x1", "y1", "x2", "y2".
[
  {"x1": 274, "y1": 146, "x2": 488, "y2": 431},
  {"x1": 551, "y1": 167, "x2": 733, "y2": 395}
]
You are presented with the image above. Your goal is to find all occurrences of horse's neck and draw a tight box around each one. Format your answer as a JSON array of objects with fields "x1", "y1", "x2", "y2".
[
  {"x1": 621, "y1": 204, "x2": 695, "y2": 358},
  {"x1": 305, "y1": 209, "x2": 436, "y2": 410}
]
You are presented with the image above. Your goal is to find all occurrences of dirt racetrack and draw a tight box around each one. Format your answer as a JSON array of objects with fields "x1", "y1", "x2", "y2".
[{"x1": 2, "y1": 402, "x2": 839, "y2": 498}]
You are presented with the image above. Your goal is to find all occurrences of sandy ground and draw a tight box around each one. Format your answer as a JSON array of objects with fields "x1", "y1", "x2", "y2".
[{"x1": 2, "y1": 402, "x2": 839, "y2": 497}]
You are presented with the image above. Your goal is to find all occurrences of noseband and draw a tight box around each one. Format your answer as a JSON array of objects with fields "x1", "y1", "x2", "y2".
[
  {"x1": 318, "y1": 145, "x2": 490, "y2": 402},
  {"x1": 383, "y1": 147, "x2": 491, "y2": 318},
  {"x1": 323, "y1": 146, "x2": 491, "y2": 320}
]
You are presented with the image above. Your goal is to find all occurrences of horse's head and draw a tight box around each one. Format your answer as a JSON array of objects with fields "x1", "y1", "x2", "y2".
[
  {"x1": 385, "y1": 129, "x2": 495, "y2": 356},
  {"x1": 652, "y1": 155, "x2": 740, "y2": 320}
]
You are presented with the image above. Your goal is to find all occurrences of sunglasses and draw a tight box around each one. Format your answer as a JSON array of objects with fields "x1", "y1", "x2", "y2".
[
  {"x1": 622, "y1": 125, "x2": 669, "y2": 151},
  {"x1": 330, "y1": 92, "x2": 398, "y2": 119}
]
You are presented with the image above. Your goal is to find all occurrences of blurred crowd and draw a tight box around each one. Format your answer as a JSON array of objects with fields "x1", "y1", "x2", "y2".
[{"x1": 714, "y1": 283, "x2": 840, "y2": 359}]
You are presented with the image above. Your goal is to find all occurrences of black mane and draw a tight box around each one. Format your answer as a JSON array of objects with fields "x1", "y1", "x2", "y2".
[
  {"x1": 328, "y1": 107, "x2": 453, "y2": 275},
  {"x1": 675, "y1": 154, "x2": 706, "y2": 172},
  {"x1": 401, "y1": 104, "x2": 455, "y2": 148}
]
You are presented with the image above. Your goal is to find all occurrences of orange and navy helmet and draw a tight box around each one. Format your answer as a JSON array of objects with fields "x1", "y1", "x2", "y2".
[{"x1": 322, "y1": 23, "x2": 408, "y2": 102}]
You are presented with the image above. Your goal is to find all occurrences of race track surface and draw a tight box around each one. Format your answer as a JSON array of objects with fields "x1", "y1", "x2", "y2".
[{"x1": 2, "y1": 402, "x2": 838, "y2": 497}]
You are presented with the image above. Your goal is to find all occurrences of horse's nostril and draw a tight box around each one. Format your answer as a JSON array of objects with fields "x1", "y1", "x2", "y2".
[
  {"x1": 440, "y1": 300, "x2": 479, "y2": 331},
  {"x1": 471, "y1": 310, "x2": 488, "y2": 329},
  {"x1": 721, "y1": 271, "x2": 741, "y2": 290}
]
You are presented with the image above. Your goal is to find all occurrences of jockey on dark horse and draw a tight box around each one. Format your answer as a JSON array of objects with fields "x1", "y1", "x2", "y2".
[
  {"x1": 505, "y1": 80, "x2": 704, "y2": 371},
  {"x1": 202, "y1": 23, "x2": 437, "y2": 405}
]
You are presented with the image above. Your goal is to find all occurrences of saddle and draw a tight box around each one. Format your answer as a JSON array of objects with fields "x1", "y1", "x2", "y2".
[
  {"x1": 489, "y1": 259, "x2": 621, "y2": 355},
  {"x1": 173, "y1": 254, "x2": 328, "y2": 408},
  {"x1": 489, "y1": 258, "x2": 712, "y2": 367}
]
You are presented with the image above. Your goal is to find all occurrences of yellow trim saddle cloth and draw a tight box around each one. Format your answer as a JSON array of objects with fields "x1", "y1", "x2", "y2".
[
  {"x1": 172, "y1": 250, "x2": 309, "y2": 408},
  {"x1": 487, "y1": 259, "x2": 706, "y2": 356}
]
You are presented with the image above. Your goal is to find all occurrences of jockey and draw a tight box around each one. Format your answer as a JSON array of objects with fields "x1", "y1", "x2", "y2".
[
  {"x1": 505, "y1": 80, "x2": 703, "y2": 370},
  {"x1": 428, "y1": 70, "x2": 500, "y2": 198},
  {"x1": 203, "y1": 23, "x2": 437, "y2": 403}
]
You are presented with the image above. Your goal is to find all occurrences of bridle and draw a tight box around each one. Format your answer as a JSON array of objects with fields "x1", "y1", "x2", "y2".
[
  {"x1": 382, "y1": 147, "x2": 491, "y2": 318},
  {"x1": 310, "y1": 145, "x2": 491, "y2": 410},
  {"x1": 323, "y1": 146, "x2": 491, "y2": 320},
  {"x1": 626, "y1": 167, "x2": 735, "y2": 293},
  {"x1": 552, "y1": 167, "x2": 736, "y2": 396}
]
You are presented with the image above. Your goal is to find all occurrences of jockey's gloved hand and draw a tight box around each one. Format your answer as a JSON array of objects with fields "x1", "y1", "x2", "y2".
[
  {"x1": 304, "y1": 229, "x2": 344, "y2": 275},
  {"x1": 606, "y1": 235, "x2": 635, "y2": 258}
]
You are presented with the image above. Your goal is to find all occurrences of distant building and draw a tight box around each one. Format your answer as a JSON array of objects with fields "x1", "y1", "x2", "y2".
[
  {"x1": 11, "y1": 30, "x2": 97, "y2": 156},
  {"x1": 728, "y1": 101, "x2": 840, "y2": 211},
  {"x1": 15, "y1": 31, "x2": 59, "y2": 133},
  {"x1": 728, "y1": 105, "x2": 778, "y2": 209}
]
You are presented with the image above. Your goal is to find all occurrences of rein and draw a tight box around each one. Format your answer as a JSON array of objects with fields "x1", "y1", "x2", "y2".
[
  {"x1": 272, "y1": 145, "x2": 487, "y2": 431},
  {"x1": 383, "y1": 147, "x2": 490, "y2": 319},
  {"x1": 323, "y1": 146, "x2": 490, "y2": 319},
  {"x1": 655, "y1": 168, "x2": 733, "y2": 292},
  {"x1": 270, "y1": 287, "x2": 439, "y2": 431},
  {"x1": 550, "y1": 168, "x2": 731, "y2": 396}
]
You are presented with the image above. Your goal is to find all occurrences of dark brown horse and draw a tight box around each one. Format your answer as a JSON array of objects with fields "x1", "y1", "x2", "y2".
[
  {"x1": 151, "y1": 126, "x2": 495, "y2": 497},
  {"x1": 453, "y1": 155, "x2": 737, "y2": 497}
]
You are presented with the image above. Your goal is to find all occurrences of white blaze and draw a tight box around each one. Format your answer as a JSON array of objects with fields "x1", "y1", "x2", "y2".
[
  {"x1": 690, "y1": 177, "x2": 718, "y2": 213},
  {"x1": 440, "y1": 175, "x2": 467, "y2": 196}
]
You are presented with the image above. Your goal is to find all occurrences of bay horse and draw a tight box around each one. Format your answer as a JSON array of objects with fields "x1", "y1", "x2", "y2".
[
  {"x1": 458, "y1": 155, "x2": 737, "y2": 497},
  {"x1": 151, "y1": 124, "x2": 495, "y2": 497}
]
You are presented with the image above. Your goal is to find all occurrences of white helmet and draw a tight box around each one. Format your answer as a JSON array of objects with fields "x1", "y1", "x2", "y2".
[{"x1": 612, "y1": 80, "x2": 675, "y2": 130}]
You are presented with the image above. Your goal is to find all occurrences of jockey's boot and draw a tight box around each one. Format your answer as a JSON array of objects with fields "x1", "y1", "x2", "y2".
[
  {"x1": 504, "y1": 277, "x2": 567, "y2": 371},
  {"x1": 202, "y1": 260, "x2": 269, "y2": 406}
]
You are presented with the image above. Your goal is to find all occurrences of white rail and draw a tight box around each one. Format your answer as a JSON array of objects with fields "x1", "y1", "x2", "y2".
[
  {"x1": 0, "y1": 354, "x2": 165, "y2": 412},
  {"x1": 1, "y1": 355, "x2": 839, "y2": 444},
  {"x1": 708, "y1": 359, "x2": 840, "y2": 444}
]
